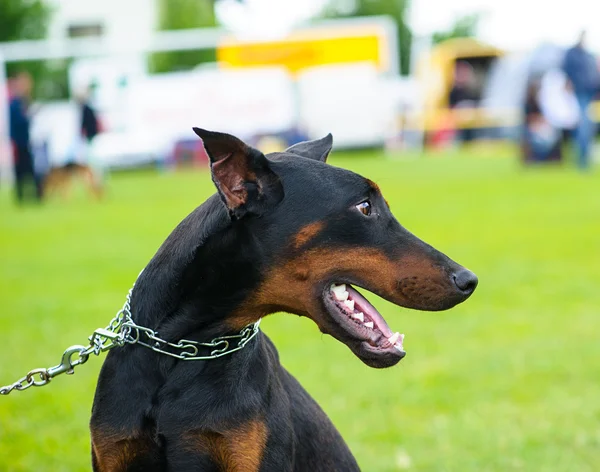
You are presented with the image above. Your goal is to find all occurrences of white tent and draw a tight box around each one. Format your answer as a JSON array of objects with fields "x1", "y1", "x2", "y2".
[{"x1": 481, "y1": 43, "x2": 567, "y2": 112}]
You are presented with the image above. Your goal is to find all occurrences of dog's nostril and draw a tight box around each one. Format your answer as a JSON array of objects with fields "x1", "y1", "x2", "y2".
[{"x1": 453, "y1": 269, "x2": 478, "y2": 294}]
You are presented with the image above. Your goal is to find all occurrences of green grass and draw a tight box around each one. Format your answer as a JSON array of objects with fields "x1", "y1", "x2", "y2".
[{"x1": 1, "y1": 147, "x2": 599, "y2": 471}]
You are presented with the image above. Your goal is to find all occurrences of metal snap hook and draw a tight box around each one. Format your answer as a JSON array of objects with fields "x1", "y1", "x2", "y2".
[{"x1": 46, "y1": 345, "x2": 89, "y2": 378}]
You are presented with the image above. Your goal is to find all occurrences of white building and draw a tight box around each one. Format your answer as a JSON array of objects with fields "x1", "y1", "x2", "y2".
[
  {"x1": 41, "y1": 0, "x2": 162, "y2": 136},
  {"x1": 45, "y1": 0, "x2": 158, "y2": 46}
]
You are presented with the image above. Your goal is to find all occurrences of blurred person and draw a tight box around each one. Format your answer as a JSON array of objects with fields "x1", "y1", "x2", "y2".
[
  {"x1": 79, "y1": 87, "x2": 100, "y2": 144},
  {"x1": 77, "y1": 86, "x2": 104, "y2": 176},
  {"x1": 522, "y1": 80, "x2": 562, "y2": 164},
  {"x1": 449, "y1": 61, "x2": 477, "y2": 107},
  {"x1": 538, "y1": 68, "x2": 580, "y2": 134},
  {"x1": 43, "y1": 88, "x2": 104, "y2": 200},
  {"x1": 449, "y1": 61, "x2": 478, "y2": 144},
  {"x1": 562, "y1": 31, "x2": 600, "y2": 169},
  {"x1": 77, "y1": 86, "x2": 105, "y2": 197},
  {"x1": 9, "y1": 71, "x2": 42, "y2": 203}
]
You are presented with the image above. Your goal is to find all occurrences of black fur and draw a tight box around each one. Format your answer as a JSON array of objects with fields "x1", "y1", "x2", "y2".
[{"x1": 90, "y1": 130, "x2": 477, "y2": 471}]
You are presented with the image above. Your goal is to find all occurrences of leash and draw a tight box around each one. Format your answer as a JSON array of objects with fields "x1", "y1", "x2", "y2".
[{"x1": 0, "y1": 282, "x2": 261, "y2": 396}]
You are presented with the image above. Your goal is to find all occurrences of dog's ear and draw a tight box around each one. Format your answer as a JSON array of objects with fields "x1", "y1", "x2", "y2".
[
  {"x1": 284, "y1": 134, "x2": 333, "y2": 162},
  {"x1": 193, "y1": 127, "x2": 283, "y2": 219}
]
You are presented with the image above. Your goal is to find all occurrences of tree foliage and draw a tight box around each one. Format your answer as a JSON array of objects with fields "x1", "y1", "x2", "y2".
[
  {"x1": 0, "y1": 0, "x2": 57, "y2": 98},
  {"x1": 0, "y1": 0, "x2": 50, "y2": 42},
  {"x1": 323, "y1": 0, "x2": 412, "y2": 76},
  {"x1": 431, "y1": 14, "x2": 480, "y2": 45},
  {"x1": 149, "y1": 0, "x2": 218, "y2": 74}
]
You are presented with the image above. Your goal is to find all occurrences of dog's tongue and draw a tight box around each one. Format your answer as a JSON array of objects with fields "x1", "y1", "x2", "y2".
[{"x1": 346, "y1": 285, "x2": 394, "y2": 338}]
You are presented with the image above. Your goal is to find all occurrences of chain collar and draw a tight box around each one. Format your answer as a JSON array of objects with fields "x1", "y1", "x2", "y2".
[
  {"x1": 88, "y1": 287, "x2": 262, "y2": 361},
  {"x1": 1, "y1": 281, "x2": 261, "y2": 395}
]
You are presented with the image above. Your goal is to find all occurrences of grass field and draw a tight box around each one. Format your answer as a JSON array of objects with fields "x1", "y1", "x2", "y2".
[{"x1": 1, "y1": 146, "x2": 599, "y2": 471}]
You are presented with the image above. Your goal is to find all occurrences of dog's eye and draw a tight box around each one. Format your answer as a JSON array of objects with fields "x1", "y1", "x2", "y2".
[{"x1": 356, "y1": 201, "x2": 372, "y2": 216}]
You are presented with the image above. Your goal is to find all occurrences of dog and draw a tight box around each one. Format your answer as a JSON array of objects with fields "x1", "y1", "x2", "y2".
[
  {"x1": 43, "y1": 162, "x2": 103, "y2": 200},
  {"x1": 90, "y1": 128, "x2": 477, "y2": 471}
]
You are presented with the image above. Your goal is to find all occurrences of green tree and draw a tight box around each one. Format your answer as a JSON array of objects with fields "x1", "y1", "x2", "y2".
[
  {"x1": 0, "y1": 0, "x2": 50, "y2": 42},
  {"x1": 150, "y1": 0, "x2": 218, "y2": 73},
  {"x1": 0, "y1": 0, "x2": 56, "y2": 98},
  {"x1": 323, "y1": 0, "x2": 412, "y2": 76},
  {"x1": 431, "y1": 14, "x2": 480, "y2": 45}
]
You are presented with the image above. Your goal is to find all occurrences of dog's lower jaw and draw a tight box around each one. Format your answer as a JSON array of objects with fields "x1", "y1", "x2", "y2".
[
  {"x1": 310, "y1": 285, "x2": 406, "y2": 369},
  {"x1": 354, "y1": 341, "x2": 406, "y2": 368},
  {"x1": 313, "y1": 321, "x2": 405, "y2": 368}
]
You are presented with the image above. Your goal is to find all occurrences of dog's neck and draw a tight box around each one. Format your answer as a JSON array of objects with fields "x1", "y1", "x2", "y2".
[{"x1": 129, "y1": 195, "x2": 265, "y2": 343}]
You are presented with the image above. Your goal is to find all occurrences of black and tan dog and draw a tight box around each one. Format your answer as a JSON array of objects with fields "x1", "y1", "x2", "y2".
[
  {"x1": 90, "y1": 129, "x2": 477, "y2": 471},
  {"x1": 43, "y1": 162, "x2": 103, "y2": 200}
]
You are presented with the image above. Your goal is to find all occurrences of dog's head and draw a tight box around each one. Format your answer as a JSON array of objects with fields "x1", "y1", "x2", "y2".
[{"x1": 193, "y1": 128, "x2": 477, "y2": 368}]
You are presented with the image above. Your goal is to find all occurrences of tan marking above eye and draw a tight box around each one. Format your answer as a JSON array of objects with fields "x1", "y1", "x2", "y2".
[
  {"x1": 366, "y1": 179, "x2": 381, "y2": 193},
  {"x1": 292, "y1": 221, "x2": 325, "y2": 249}
]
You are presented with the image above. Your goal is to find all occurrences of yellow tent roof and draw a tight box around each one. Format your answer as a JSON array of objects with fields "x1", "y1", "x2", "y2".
[{"x1": 430, "y1": 37, "x2": 504, "y2": 60}]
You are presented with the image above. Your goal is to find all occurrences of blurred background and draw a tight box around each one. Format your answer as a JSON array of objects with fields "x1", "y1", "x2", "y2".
[{"x1": 0, "y1": 0, "x2": 599, "y2": 471}]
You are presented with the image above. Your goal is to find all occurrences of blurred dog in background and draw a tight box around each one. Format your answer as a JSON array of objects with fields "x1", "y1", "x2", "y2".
[{"x1": 43, "y1": 162, "x2": 103, "y2": 200}]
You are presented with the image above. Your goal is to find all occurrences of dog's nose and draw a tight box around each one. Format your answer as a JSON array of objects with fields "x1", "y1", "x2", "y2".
[{"x1": 453, "y1": 269, "x2": 478, "y2": 294}]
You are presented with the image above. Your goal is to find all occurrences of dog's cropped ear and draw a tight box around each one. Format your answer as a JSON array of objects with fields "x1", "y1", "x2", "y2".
[
  {"x1": 284, "y1": 134, "x2": 333, "y2": 162},
  {"x1": 193, "y1": 127, "x2": 283, "y2": 219}
]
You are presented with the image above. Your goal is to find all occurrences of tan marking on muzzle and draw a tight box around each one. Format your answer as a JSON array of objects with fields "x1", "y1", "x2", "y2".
[
  {"x1": 292, "y1": 221, "x2": 325, "y2": 249},
  {"x1": 228, "y1": 247, "x2": 452, "y2": 329}
]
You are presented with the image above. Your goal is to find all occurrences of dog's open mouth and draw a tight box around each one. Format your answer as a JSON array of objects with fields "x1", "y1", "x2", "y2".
[{"x1": 323, "y1": 283, "x2": 405, "y2": 366}]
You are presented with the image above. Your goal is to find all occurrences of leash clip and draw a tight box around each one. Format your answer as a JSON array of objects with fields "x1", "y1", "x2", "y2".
[{"x1": 46, "y1": 345, "x2": 89, "y2": 378}]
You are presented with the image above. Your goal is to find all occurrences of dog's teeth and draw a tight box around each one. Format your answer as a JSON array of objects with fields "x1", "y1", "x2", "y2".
[
  {"x1": 352, "y1": 312, "x2": 364, "y2": 322},
  {"x1": 394, "y1": 334, "x2": 405, "y2": 351},
  {"x1": 343, "y1": 299, "x2": 354, "y2": 311},
  {"x1": 331, "y1": 284, "x2": 349, "y2": 301},
  {"x1": 364, "y1": 321, "x2": 374, "y2": 329},
  {"x1": 388, "y1": 332, "x2": 400, "y2": 345}
]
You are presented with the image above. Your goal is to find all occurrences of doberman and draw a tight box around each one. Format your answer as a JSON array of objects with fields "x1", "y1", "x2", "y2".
[{"x1": 90, "y1": 129, "x2": 477, "y2": 471}]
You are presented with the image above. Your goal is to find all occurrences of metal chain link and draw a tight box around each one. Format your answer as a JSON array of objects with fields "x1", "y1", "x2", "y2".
[{"x1": 1, "y1": 284, "x2": 261, "y2": 395}]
